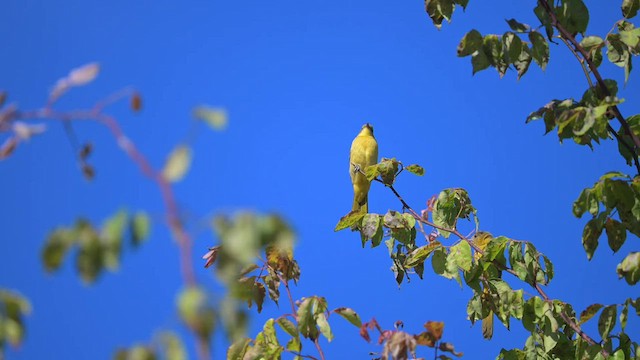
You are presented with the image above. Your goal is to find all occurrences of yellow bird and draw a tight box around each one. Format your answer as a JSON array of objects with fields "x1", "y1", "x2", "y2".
[{"x1": 349, "y1": 123, "x2": 378, "y2": 213}]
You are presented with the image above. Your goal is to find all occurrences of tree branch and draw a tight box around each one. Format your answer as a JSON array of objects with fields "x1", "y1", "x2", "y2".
[
  {"x1": 385, "y1": 182, "x2": 603, "y2": 353},
  {"x1": 14, "y1": 97, "x2": 207, "y2": 358},
  {"x1": 538, "y1": 0, "x2": 640, "y2": 176}
]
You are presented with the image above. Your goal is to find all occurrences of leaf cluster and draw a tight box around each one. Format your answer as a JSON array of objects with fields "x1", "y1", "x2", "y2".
[
  {"x1": 340, "y1": 159, "x2": 640, "y2": 357},
  {"x1": 573, "y1": 172, "x2": 640, "y2": 284},
  {"x1": 526, "y1": 82, "x2": 622, "y2": 148},
  {"x1": 0, "y1": 290, "x2": 31, "y2": 357},
  {"x1": 41, "y1": 209, "x2": 151, "y2": 283}
]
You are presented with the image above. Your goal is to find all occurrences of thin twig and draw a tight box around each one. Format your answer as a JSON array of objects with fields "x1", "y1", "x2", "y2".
[
  {"x1": 275, "y1": 269, "x2": 298, "y2": 318},
  {"x1": 287, "y1": 350, "x2": 319, "y2": 360},
  {"x1": 313, "y1": 338, "x2": 327, "y2": 360}
]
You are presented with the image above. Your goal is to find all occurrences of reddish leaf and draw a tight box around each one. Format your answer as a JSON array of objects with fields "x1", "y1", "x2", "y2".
[
  {"x1": 359, "y1": 324, "x2": 371, "y2": 342},
  {"x1": 0, "y1": 137, "x2": 18, "y2": 159},
  {"x1": 202, "y1": 246, "x2": 220, "y2": 268},
  {"x1": 130, "y1": 92, "x2": 142, "y2": 112}
]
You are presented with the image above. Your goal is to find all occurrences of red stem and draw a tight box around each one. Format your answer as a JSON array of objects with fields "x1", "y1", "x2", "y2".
[{"x1": 15, "y1": 102, "x2": 204, "y2": 355}]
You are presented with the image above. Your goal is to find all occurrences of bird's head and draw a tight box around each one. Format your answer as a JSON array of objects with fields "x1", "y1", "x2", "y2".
[{"x1": 361, "y1": 123, "x2": 374, "y2": 136}]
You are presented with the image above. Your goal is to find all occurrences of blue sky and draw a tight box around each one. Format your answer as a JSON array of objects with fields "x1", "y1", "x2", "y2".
[{"x1": 1, "y1": 1, "x2": 638, "y2": 359}]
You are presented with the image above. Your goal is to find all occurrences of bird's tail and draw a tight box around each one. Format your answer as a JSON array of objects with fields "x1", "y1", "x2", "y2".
[{"x1": 352, "y1": 197, "x2": 368, "y2": 213}]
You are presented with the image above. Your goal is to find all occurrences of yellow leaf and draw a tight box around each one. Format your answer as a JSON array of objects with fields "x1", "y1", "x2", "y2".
[
  {"x1": 192, "y1": 106, "x2": 227, "y2": 130},
  {"x1": 163, "y1": 145, "x2": 192, "y2": 182}
]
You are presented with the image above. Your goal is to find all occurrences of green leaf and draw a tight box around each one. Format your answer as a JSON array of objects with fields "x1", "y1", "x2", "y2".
[
  {"x1": 42, "y1": 228, "x2": 75, "y2": 272},
  {"x1": 297, "y1": 297, "x2": 319, "y2": 340},
  {"x1": 573, "y1": 107, "x2": 597, "y2": 136},
  {"x1": 383, "y1": 210, "x2": 408, "y2": 230},
  {"x1": 611, "y1": 349, "x2": 626, "y2": 360},
  {"x1": 597, "y1": 305, "x2": 617, "y2": 339},
  {"x1": 509, "y1": 242, "x2": 528, "y2": 281},
  {"x1": 471, "y1": 49, "x2": 490, "y2": 74},
  {"x1": 605, "y1": 218, "x2": 627, "y2": 253},
  {"x1": 502, "y1": 32, "x2": 523, "y2": 64},
  {"x1": 432, "y1": 188, "x2": 475, "y2": 238},
  {"x1": 232, "y1": 277, "x2": 266, "y2": 313},
  {"x1": 316, "y1": 312, "x2": 333, "y2": 342},
  {"x1": 616, "y1": 252, "x2": 640, "y2": 285},
  {"x1": 560, "y1": 0, "x2": 590, "y2": 35},
  {"x1": 334, "y1": 211, "x2": 366, "y2": 232},
  {"x1": 286, "y1": 337, "x2": 301, "y2": 354},
  {"x1": 618, "y1": 114, "x2": 640, "y2": 166},
  {"x1": 0, "y1": 290, "x2": 32, "y2": 317},
  {"x1": 227, "y1": 338, "x2": 251, "y2": 360},
  {"x1": 102, "y1": 210, "x2": 128, "y2": 241},
  {"x1": 101, "y1": 210, "x2": 127, "y2": 271},
  {"x1": 404, "y1": 241, "x2": 443, "y2": 268},
  {"x1": 620, "y1": 300, "x2": 629, "y2": 331},
  {"x1": 453, "y1": 0, "x2": 468, "y2": 10},
  {"x1": 529, "y1": 32, "x2": 549, "y2": 70},
  {"x1": 607, "y1": 34, "x2": 629, "y2": 66},
  {"x1": 131, "y1": 211, "x2": 151, "y2": 246},
  {"x1": 162, "y1": 145, "x2": 192, "y2": 183},
  {"x1": 543, "y1": 255, "x2": 554, "y2": 284},
  {"x1": 359, "y1": 214, "x2": 383, "y2": 247},
  {"x1": 159, "y1": 332, "x2": 187, "y2": 360},
  {"x1": 622, "y1": 0, "x2": 640, "y2": 19},
  {"x1": 276, "y1": 318, "x2": 298, "y2": 337},
  {"x1": 534, "y1": 3, "x2": 554, "y2": 40},
  {"x1": 579, "y1": 303, "x2": 603, "y2": 325},
  {"x1": 581, "y1": 36, "x2": 605, "y2": 68},
  {"x1": 582, "y1": 216, "x2": 605, "y2": 260},
  {"x1": 483, "y1": 34, "x2": 506, "y2": 76},
  {"x1": 333, "y1": 307, "x2": 362, "y2": 328},
  {"x1": 4, "y1": 318, "x2": 24, "y2": 347},
  {"x1": 448, "y1": 241, "x2": 472, "y2": 271},
  {"x1": 193, "y1": 106, "x2": 228, "y2": 131},
  {"x1": 76, "y1": 232, "x2": 103, "y2": 283},
  {"x1": 177, "y1": 286, "x2": 215, "y2": 338},
  {"x1": 432, "y1": 247, "x2": 447, "y2": 275},
  {"x1": 376, "y1": 158, "x2": 400, "y2": 185},
  {"x1": 482, "y1": 236, "x2": 508, "y2": 263},
  {"x1": 458, "y1": 30, "x2": 483, "y2": 57},
  {"x1": 620, "y1": 29, "x2": 640, "y2": 49},
  {"x1": 424, "y1": 0, "x2": 454, "y2": 29},
  {"x1": 514, "y1": 46, "x2": 532, "y2": 79},
  {"x1": 405, "y1": 164, "x2": 425, "y2": 176},
  {"x1": 506, "y1": 19, "x2": 530, "y2": 33}
]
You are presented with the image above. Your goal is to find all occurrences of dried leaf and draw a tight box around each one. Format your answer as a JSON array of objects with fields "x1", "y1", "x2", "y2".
[
  {"x1": 0, "y1": 137, "x2": 18, "y2": 159},
  {"x1": 68, "y1": 62, "x2": 100, "y2": 86},
  {"x1": 13, "y1": 122, "x2": 46, "y2": 140},
  {"x1": 130, "y1": 92, "x2": 142, "y2": 112},
  {"x1": 50, "y1": 62, "x2": 100, "y2": 101}
]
